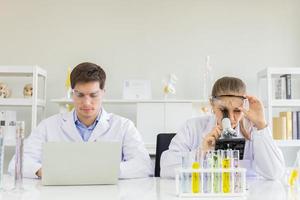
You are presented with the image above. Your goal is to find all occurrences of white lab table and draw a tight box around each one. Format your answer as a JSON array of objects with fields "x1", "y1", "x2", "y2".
[{"x1": 0, "y1": 175, "x2": 297, "y2": 200}]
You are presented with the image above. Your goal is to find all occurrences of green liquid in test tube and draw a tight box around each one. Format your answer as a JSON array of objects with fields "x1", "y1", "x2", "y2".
[{"x1": 213, "y1": 150, "x2": 221, "y2": 193}]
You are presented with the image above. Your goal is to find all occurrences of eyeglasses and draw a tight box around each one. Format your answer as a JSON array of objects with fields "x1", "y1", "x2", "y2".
[
  {"x1": 211, "y1": 95, "x2": 246, "y2": 100},
  {"x1": 211, "y1": 95, "x2": 249, "y2": 111},
  {"x1": 72, "y1": 89, "x2": 102, "y2": 100}
]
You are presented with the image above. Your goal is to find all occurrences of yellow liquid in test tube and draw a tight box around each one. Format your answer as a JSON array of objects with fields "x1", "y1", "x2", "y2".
[
  {"x1": 222, "y1": 158, "x2": 230, "y2": 193},
  {"x1": 289, "y1": 169, "x2": 299, "y2": 187},
  {"x1": 192, "y1": 162, "x2": 200, "y2": 193}
]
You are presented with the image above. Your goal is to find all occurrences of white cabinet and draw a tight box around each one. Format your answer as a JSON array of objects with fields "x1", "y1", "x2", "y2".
[
  {"x1": 51, "y1": 99, "x2": 207, "y2": 154},
  {"x1": 137, "y1": 103, "x2": 165, "y2": 149},
  {"x1": 165, "y1": 103, "x2": 194, "y2": 131},
  {"x1": 137, "y1": 102, "x2": 195, "y2": 150},
  {"x1": 257, "y1": 67, "x2": 300, "y2": 166},
  {"x1": 0, "y1": 66, "x2": 47, "y2": 130}
]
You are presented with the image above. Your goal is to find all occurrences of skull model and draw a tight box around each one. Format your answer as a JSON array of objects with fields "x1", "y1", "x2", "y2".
[
  {"x1": 23, "y1": 84, "x2": 33, "y2": 98},
  {"x1": 0, "y1": 82, "x2": 11, "y2": 98}
]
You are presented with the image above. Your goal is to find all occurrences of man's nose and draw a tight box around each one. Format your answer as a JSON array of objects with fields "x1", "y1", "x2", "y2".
[{"x1": 82, "y1": 95, "x2": 92, "y2": 104}]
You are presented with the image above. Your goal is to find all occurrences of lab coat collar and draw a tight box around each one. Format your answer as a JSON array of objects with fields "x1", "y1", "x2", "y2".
[
  {"x1": 61, "y1": 108, "x2": 110, "y2": 142},
  {"x1": 61, "y1": 110, "x2": 83, "y2": 141},
  {"x1": 88, "y1": 109, "x2": 110, "y2": 142}
]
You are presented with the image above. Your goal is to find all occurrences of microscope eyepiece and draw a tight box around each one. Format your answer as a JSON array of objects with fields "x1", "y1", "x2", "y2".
[
  {"x1": 220, "y1": 108, "x2": 237, "y2": 138},
  {"x1": 222, "y1": 108, "x2": 229, "y2": 119}
]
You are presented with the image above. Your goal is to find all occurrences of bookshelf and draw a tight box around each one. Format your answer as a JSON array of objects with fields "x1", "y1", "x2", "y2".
[
  {"x1": 257, "y1": 68, "x2": 300, "y2": 166},
  {"x1": 257, "y1": 67, "x2": 300, "y2": 128}
]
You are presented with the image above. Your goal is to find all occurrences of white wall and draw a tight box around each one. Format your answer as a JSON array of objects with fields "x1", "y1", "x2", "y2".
[{"x1": 0, "y1": 0, "x2": 300, "y2": 118}]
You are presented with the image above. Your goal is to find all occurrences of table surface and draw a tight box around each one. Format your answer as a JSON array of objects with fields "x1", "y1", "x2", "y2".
[{"x1": 0, "y1": 176, "x2": 297, "y2": 200}]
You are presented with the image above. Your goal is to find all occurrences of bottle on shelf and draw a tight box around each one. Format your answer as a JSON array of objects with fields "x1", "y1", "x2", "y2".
[{"x1": 13, "y1": 121, "x2": 25, "y2": 191}]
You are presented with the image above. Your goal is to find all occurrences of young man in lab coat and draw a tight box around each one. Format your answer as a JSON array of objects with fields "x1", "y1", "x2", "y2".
[{"x1": 8, "y1": 62, "x2": 153, "y2": 179}]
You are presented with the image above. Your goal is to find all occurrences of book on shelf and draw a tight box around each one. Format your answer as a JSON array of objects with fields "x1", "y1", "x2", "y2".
[
  {"x1": 280, "y1": 74, "x2": 292, "y2": 99},
  {"x1": 292, "y1": 112, "x2": 298, "y2": 140},
  {"x1": 273, "y1": 116, "x2": 286, "y2": 140},
  {"x1": 297, "y1": 112, "x2": 300, "y2": 140},
  {"x1": 273, "y1": 78, "x2": 283, "y2": 99},
  {"x1": 280, "y1": 112, "x2": 292, "y2": 139},
  {"x1": 273, "y1": 111, "x2": 300, "y2": 140}
]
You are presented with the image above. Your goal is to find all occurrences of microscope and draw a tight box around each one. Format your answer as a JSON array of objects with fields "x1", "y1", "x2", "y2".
[{"x1": 215, "y1": 108, "x2": 245, "y2": 159}]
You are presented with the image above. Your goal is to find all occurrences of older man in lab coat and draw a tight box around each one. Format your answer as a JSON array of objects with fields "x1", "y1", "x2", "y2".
[{"x1": 8, "y1": 62, "x2": 153, "y2": 179}]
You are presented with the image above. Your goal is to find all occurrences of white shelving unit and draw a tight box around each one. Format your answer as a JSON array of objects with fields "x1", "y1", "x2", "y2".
[
  {"x1": 0, "y1": 66, "x2": 47, "y2": 130},
  {"x1": 51, "y1": 98, "x2": 208, "y2": 112},
  {"x1": 257, "y1": 67, "x2": 300, "y2": 165},
  {"x1": 275, "y1": 140, "x2": 300, "y2": 147},
  {"x1": 257, "y1": 67, "x2": 300, "y2": 128}
]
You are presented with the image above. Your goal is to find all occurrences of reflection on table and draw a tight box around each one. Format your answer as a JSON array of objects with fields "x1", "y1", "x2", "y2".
[{"x1": 0, "y1": 175, "x2": 298, "y2": 200}]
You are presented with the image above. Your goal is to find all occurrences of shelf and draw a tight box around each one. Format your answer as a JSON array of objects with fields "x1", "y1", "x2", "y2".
[
  {"x1": 0, "y1": 66, "x2": 47, "y2": 77},
  {"x1": 258, "y1": 67, "x2": 300, "y2": 142},
  {"x1": 257, "y1": 67, "x2": 300, "y2": 78},
  {"x1": 0, "y1": 98, "x2": 46, "y2": 107},
  {"x1": 270, "y1": 99, "x2": 300, "y2": 107},
  {"x1": 275, "y1": 140, "x2": 300, "y2": 147},
  {"x1": 0, "y1": 66, "x2": 47, "y2": 131},
  {"x1": 104, "y1": 99, "x2": 208, "y2": 104},
  {"x1": 51, "y1": 98, "x2": 208, "y2": 104}
]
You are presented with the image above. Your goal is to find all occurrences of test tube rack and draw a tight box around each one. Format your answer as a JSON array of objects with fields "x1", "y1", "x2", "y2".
[{"x1": 175, "y1": 167, "x2": 247, "y2": 197}]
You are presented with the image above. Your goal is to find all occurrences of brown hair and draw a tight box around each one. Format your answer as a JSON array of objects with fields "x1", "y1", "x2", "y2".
[
  {"x1": 70, "y1": 62, "x2": 106, "y2": 89},
  {"x1": 211, "y1": 76, "x2": 246, "y2": 97}
]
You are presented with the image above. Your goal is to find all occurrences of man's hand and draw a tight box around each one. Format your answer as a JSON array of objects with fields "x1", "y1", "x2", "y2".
[
  {"x1": 36, "y1": 168, "x2": 42, "y2": 178},
  {"x1": 201, "y1": 125, "x2": 222, "y2": 153}
]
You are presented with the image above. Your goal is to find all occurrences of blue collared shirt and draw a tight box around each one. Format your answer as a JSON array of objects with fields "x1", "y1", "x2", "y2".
[{"x1": 73, "y1": 111, "x2": 101, "y2": 142}]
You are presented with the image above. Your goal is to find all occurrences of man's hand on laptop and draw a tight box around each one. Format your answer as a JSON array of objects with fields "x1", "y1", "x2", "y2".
[{"x1": 36, "y1": 168, "x2": 42, "y2": 178}]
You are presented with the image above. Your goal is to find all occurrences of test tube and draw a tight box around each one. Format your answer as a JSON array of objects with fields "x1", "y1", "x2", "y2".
[
  {"x1": 202, "y1": 151, "x2": 212, "y2": 193},
  {"x1": 181, "y1": 152, "x2": 192, "y2": 193},
  {"x1": 212, "y1": 150, "x2": 222, "y2": 193},
  {"x1": 191, "y1": 161, "x2": 200, "y2": 193},
  {"x1": 232, "y1": 150, "x2": 242, "y2": 193},
  {"x1": 222, "y1": 149, "x2": 232, "y2": 193},
  {"x1": 288, "y1": 150, "x2": 300, "y2": 188},
  {"x1": 14, "y1": 121, "x2": 25, "y2": 191}
]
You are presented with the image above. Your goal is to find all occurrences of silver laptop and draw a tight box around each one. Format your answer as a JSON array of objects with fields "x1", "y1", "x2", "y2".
[{"x1": 42, "y1": 141, "x2": 121, "y2": 186}]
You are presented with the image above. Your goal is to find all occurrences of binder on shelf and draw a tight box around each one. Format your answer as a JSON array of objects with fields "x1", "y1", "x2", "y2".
[
  {"x1": 292, "y1": 112, "x2": 298, "y2": 140},
  {"x1": 280, "y1": 74, "x2": 292, "y2": 99},
  {"x1": 297, "y1": 111, "x2": 300, "y2": 140},
  {"x1": 280, "y1": 112, "x2": 292, "y2": 140},
  {"x1": 273, "y1": 78, "x2": 283, "y2": 99},
  {"x1": 273, "y1": 116, "x2": 287, "y2": 140}
]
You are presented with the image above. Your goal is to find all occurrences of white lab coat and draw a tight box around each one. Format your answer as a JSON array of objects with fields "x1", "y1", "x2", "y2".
[
  {"x1": 160, "y1": 115, "x2": 285, "y2": 180},
  {"x1": 8, "y1": 109, "x2": 153, "y2": 179}
]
